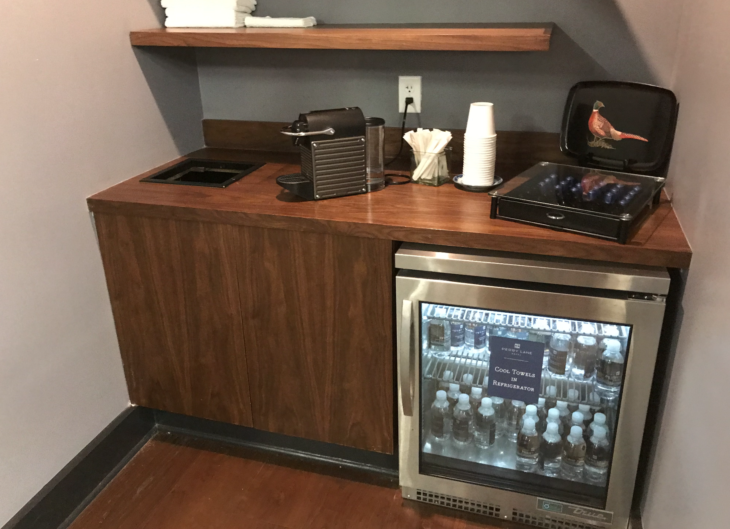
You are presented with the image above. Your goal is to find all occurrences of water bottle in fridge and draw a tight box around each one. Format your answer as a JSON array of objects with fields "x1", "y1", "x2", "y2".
[
  {"x1": 561, "y1": 426, "x2": 587, "y2": 481},
  {"x1": 474, "y1": 398, "x2": 497, "y2": 450},
  {"x1": 539, "y1": 422, "x2": 563, "y2": 477},
  {"x1": 428, "y1": 306, "x2": 451, "y2": 358},
  {"x1": 584, "y1": 426, "x2": 611, "y2": 485},
  {"x1": 596, "y1": 339, "x2": 625, "y2": 397}
]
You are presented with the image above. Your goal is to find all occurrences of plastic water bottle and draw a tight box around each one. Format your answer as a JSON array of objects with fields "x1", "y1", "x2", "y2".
[
  {"x1": 596, "y1": 339, "x2": 624, "y2": 397},
  {"x1": 430, "y1": 390, "x2": 451, "y2": 441},
  {"x1": 545, "y1": 385, "x2": 558, "y2": 410},
  {"x1": 438, "y1": 370, "x2": 454, "y2": 393},
  {"x1": 452, "y1": 394, "x2": 473, "y2": 447},
  {"x1": 567, "y1": 389, "x2": 580, "y2": 414},
  {"x1": 467, "y1": 320, "x2": 488, "y2": 360},
  {"x1": 446, "y1": 383, "x2": 460, "y2": 412},
  {"x1": 561, "y1": 426, "x2": 587, "y2": 481},
  {"x1": 469, "y1": 387, "x2": 483, "y2": 414},
  {"x1": 546, "y1": 407, "x2": 563, "y2": 437},
  {"x1": 491, "y1": 397, "x2": 506, "y2": 438},
  {"x1": 548, "y1": 333, "x2": 572, "y2": 377},
  {"x1": 536, "y1": 398, "x2": 548, "y2": 434},
  {"x1": 520, "y1": 404, "x2": 539, "y2": 431},
  {"x1": 460, "y1": 373, "x2": 474, "y2": 395},
  {"x1": 587, "y1": 413, "x2": 609, "y2": 441},
  {"x1": 516, "y1": 418, "x2": 540, "y2": 472},
  {"x1": 572, "y1": 335, "x2": 598, "y2": 379},
  {"x1": 428, "y1": 307, "x2": 451, "y2": 358},
  {"x1": 451, "y1": 319, "x2": 466, "y2": 353},
  {"x1": 588, "y1": 391, "x2": 604, "y2": 415},
  {"x1": 539, "y1": 422, "x2": 563, "y2": 477},
  {"x1": 585, "y1": 425, "x2": 610, "y2": 485},
  {"x1": 507, "y1": 400, "x2": 527, "y2": 441},
  {"x1": 579, "y1": 404, "x2": 593, "y2": 429},
  {"x1": 556, "y1": 401, "x2": 571, "y2": 437},
  {"x1": 474, "y1": 397, "x2": 496, "y2": 449},
  {"x1": 570, "y1": 411, "x2": 585, "y2": 437}
]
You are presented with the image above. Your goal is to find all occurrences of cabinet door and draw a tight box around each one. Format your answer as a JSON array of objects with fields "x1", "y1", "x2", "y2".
[
  {"x1": 236, "y1": 227, "x2": 394, "y2": 454},
  {"x1": 95, "y1": 214, "x2": 253, "y2": 426}
]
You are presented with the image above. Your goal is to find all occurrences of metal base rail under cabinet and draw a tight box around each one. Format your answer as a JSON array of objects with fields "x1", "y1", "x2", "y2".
[{"x1": 395, "y1": 244, "x2": 670, "y2": 529}]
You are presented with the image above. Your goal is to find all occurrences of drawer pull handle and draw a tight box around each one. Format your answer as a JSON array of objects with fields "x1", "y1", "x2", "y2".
[{"x1": 547, "y1": 212, "x2": 565, "y2": 220}]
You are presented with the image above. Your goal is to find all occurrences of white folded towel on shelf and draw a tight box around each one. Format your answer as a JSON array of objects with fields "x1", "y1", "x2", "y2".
[
  {"x1": 161, "y1": 0, "x2": 256, "y2": 8},
  {"x1": 165, "y1": 12, "x2": 249, "y2": 28},
  {"x1": 244, "y1": 16, "x2": 317, "y2": 28},
  {"x1": 165, "y1": 7, "x2": 255, "y2": 17},
  {"x1": 164, "y1": 6, "x2": 255, "y2": 28}
]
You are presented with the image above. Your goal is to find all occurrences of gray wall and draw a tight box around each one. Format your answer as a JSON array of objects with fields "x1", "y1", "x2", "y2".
[
  {"x1": 198, "y1": 0, "x2": 682, "y2": 131},
  {"x1": 0, "y1": 0, "x2": 203, "y2": 524},
  {"x1": 643, "y1": 1, "x2": 729, "y2": 527}
]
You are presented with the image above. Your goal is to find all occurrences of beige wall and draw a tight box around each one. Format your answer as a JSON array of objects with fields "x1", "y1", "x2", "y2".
[
  {"x1": 643, "y1": 1, "x2": 729, "y2": 527},
  {"x1": 0, "y1": 1, "x2": 202, "y2": 524},
  {"x1": 614, "y1": 0, "x2": 685, "y2": 86}
]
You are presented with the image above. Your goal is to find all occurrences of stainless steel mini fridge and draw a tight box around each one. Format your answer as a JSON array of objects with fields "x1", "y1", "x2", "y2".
[{"x1": 396, "y1": 243, "x2": 669, "y2": 529}]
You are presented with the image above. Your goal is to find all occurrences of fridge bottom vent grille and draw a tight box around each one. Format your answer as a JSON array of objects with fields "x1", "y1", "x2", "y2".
[
  {"x1": 415, "y1": 490, "x2": 500, "y2": 517},
  {"x1": 512, "y1": 509, "x2": 595, "y2": 529}
]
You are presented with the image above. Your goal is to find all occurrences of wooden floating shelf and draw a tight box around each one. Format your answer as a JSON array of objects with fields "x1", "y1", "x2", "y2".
[{"x1": 130, "y1": 23, "x2": 553, "y2": 52}]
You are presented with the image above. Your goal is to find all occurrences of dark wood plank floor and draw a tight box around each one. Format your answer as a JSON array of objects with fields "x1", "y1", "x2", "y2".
[{"x1": 69, "y1": 432, "x2": 515, "y2": 529}]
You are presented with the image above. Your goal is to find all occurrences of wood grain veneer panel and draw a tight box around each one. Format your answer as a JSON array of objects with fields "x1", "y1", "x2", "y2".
[
  {"x1": 201, "y1": 119, "x2": 574, "y2": 177},
  {"x1": 95, "y1": 214, "x2": 253, "y2": 426},
  {"x1": 131, "y1": 24, "x2": 553, "y2": 52},
  {"x1": 236, "y1": 226, "x2": 394, "y2": 453}
]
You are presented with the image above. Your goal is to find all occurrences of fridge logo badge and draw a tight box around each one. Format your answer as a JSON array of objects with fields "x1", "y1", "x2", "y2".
[
  {"x1": 537, "y1": 499, "x2": 614, "y2": 524},
  {"x1": 488, "y1": 336, "x2": 544, "y2": 404}
]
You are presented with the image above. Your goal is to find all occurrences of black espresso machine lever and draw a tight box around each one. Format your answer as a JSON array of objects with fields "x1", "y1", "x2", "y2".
[{"x1": 276, "y1": 107, "x2": 367, "y2": 201}]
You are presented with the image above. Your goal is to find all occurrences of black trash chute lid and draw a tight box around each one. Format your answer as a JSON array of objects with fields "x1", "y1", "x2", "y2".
[{"x1": 560, "y1": 81, "x2": 679, "y2": 176}]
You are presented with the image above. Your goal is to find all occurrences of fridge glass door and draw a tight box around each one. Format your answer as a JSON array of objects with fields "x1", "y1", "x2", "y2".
[{"x1": 419, "y1": 302, "x2": 631, "y2": 508}]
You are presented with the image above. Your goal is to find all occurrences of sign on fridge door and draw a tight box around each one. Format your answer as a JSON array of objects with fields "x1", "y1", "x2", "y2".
[{"x1": 487, "y1": 336, "x2": 544, "y2": 404}]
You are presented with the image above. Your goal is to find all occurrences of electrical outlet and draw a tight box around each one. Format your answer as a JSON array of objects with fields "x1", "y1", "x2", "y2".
[{"x1": 399, "y1": 76, "x2": 422, "y2": 113}]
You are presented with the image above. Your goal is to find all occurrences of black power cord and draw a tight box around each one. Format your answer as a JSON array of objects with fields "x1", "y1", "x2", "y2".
[
  {"x1": 385, "y1": 96, "x2": 414, "y2": 167},
  {"x1": 384, "y1": 96, "x2": 415, "y2": 186}
]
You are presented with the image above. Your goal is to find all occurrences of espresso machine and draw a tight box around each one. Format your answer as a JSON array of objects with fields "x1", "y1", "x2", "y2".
[{"x1": 277, "y1": 107, "x2": 382, "y2": 201}]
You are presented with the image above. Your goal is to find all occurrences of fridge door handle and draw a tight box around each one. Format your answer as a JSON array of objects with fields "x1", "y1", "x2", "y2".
[{"x1": 400, "y1": 299, "x2": 414, "y2": 417}]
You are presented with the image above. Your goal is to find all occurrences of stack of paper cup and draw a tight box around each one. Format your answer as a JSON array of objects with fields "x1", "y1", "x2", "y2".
[{"x1": 463, "y1": 102, "x2": 497, "y2": 186}]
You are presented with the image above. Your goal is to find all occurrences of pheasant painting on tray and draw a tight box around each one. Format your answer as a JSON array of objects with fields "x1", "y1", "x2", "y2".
[{"x1": 588, "y1": 101, "x2": 649, "y2": 150}]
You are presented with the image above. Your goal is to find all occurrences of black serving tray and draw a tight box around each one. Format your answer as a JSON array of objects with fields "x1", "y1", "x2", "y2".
[
  {"x1": 561, "y1": 81, "x2": 679, "y2": 176},
  {"x1": 141, "y1": 159, "x2": 263, "y2": 188},
  {"x1": 490, "y1": 163, "x2": 665, "y2": 244}
]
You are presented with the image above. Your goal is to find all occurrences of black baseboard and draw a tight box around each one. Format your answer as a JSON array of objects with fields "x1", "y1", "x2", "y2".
[
  {"x1": 2, "y1": 407, "x2": 156, "y2": 529},
  {"x1": 154, "y1": 409, "x2": 398, "y2": 479},
  {"x1": 4, "y1": 407, "x2": 399, "y2": 529}
]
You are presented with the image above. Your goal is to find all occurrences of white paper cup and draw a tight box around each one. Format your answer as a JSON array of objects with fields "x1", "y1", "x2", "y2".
[
  {"x1": 462, "y1": 127, "x2": 496, "y2": 186},
  {"x1": 464, "y1": 133, "x2": 497, "y2": 141},
  {"x1": 462, "y1": 171, "x2": 495, "y2": 186},
  {"x1": 466, "y1": 103, "x2": 496, "y2": 137}
]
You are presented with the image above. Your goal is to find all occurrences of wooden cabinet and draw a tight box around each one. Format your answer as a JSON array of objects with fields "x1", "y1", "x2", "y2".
[
  {"x1": 235, "y1": 227, "x2": 394, "y2": 454},
  {"x1": 95, "y1": 214, "x2": 394, "y2": 454},
  {"x1": 95, "y1": 214, "x2": 253, "y2": 426}
]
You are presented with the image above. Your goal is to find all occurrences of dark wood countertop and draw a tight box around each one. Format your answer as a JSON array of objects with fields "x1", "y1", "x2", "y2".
[{"x1": 88, "y1": 148, "x2": 692, "y2": 269}]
